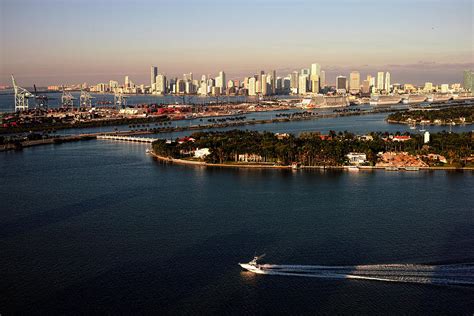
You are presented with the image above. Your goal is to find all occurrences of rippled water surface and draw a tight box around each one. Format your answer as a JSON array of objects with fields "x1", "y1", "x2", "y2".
[{"x1": 1, "y1": 141, "x2": 473, "y2": 314}]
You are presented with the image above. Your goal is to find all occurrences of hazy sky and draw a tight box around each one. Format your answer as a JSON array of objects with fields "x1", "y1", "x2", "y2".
[{"x1": 1, "y1": 0, "x2": 473, "y2": 86}]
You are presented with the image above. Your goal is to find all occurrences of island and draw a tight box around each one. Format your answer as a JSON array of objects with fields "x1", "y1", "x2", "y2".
[
  {"x1": 387, "y1": 106, "x2": 474, "y2": 126},
  {"x1": 151, "y1": 130, "x2": 474, "y2": 169}
]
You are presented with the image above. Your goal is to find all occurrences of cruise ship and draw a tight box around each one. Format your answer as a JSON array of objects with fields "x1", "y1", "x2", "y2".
[
  {"x1": 369, "y1": 95, "x2": 402, "y2": 106},
  {"x1": 301, "y1": 94, "x2": 349, "y2": 109},
  {"x1": 401, "y1": 94, "x2": 427, "y2": 105}
]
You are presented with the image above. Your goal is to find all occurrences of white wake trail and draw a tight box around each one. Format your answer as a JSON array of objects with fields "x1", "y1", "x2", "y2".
[{"x1": 254, "y1": 263, "x2": 474, "y2": 286}]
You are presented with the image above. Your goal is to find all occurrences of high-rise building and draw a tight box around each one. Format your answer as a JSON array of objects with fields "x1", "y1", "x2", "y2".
[
  {"x1": 261, "y1": 74, "x2": 268, "y2": 95},
  {"x1": 349, "y1": 71, "x2": 360, "y2": 92},
  {"x1": 299, "y1": 75, "x2": 308, "y2": 94},
  {"x1": 216, "y1": 71, "x2": 226, "y2": 92},
  {"x1": 248, "y1": 77, "x2": 256, "y2": 96},
  {"x1": 336, "y1": 76, "x2": 347, "y2": 92},
  {"x1": 276, "y1": 77, "x2": 282, "y2": 92},
  {"x1": 311, "y1": 63, "x2": 321, "y2": 77},
  {"x1": 377, "y1": 72, "x2": 384, "y2": 91},
  {"x1": 271, "y1": 70, "x2": 276, "y2": 94},
  {"x1": 320, "y1": 70, "x2": 326, "y2": 88},
  {"x1": 310, "y1": 63, "x2": 321, "y2": 93},
  {"x1": 362, "y1": 80, "x2": 370, "y2": 94},
  {"x1": 156, "y1": 74, "x2": 166, "y2": 94},
  {"x1": 385, "y1": 72, "x2": 391, "y2": 92},
  {"x1": 290, "y1": 71, "x2": 299, "y2": 90},
  {"x1": 463, "y1": 70, "x2": 474, "y2": 91},
  {"x1": 125, "y1": 76, "x2": 130, "y2": 88},
  {"x1": 301, "y1": 68, "x2": 310, "y2": 76},
  {"x1": 199, "y1": 81, "x2": 207, "y2": 96},
  {"x1": 151, "y1": 66, "x2": 158, "y2": 88}
]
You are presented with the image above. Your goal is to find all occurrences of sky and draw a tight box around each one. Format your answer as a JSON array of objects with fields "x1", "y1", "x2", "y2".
[{"x1": 0, "y1": 0, "x2": 473, "y2": 86}]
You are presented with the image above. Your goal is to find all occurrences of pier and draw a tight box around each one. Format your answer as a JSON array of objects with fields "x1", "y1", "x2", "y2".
[{"x1": 96, "y1": 135, "x2": 158, "y2": 143}]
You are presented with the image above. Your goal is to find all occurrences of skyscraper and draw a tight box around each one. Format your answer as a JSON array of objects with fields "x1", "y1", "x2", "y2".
[
  {"x1": 320, "y1": 70, "x2": 326, "y2": 88},
  {"x1": 349, "y1": 71, "x2": 360, "y2": 92},
  {"x1": 311, "y1": 63, "x2": 321, "y2": 92},
  {"x1": 151, "y1": 66, "x2": 158, "y2": 88},
  {"x1": 217, "y1": 71, "x2": 226, "y2": 92},
  {"x1": 385, "y1": 72, "x2": 391, "y2": 92},
  {"x1": 261, "y1": 74, "x2": 268, "y2": 95},
  {"x1": 248, "y1": 77, "x2": 256, "y2": 96},
  {"x1": 299, "y1": 75, "x2": 308, "y2": 94},
  {"x1": 271, "y1": 70, "x2": 276, "y2": 94},
  {"x1": 156, "y1": 74, "x2": 166, "y2": 95},
  {"x1": 290, "y1": 71, "x2": 299, "y2": 94},
  {"x1": 336, "y1": 76, "x2": 347, "y2": 92},
  {"x1": 377, "y1": 72, "x2": 384, "y2": 91}
]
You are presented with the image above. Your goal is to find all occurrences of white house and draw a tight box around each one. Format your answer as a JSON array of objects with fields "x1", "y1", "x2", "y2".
[
  {"x1": 346, "y1": 152, "x2": 367, "y2": 165},
  {"x1": 194, "y1": 148, "x2": 210, "y2": 159}
]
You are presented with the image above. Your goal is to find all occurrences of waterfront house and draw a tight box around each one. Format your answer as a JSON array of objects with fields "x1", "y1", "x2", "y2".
[
  {"x1": 194, "y1": 148, "x2": 210, "y2": 159},
  {"x1": 346, "y1": 152, "x2": 367, "y2": 165},
  {"x1": 238, "y1": 153, "x2": 263, "y2": 162}
]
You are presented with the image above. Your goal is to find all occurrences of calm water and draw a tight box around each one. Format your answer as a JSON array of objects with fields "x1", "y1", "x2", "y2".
[{"x1": 1, "y1": 141, "x2": 473, "y2": 314}]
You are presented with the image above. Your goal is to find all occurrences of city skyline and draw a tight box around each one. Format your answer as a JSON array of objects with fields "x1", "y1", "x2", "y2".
[{"x1": 1, "y1": 0, "x2": 473, "y2": 85}]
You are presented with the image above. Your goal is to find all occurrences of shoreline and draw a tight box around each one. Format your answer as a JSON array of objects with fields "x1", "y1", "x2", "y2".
[
  {"x1": 386, "y1": 119, "x2": 473, "y2": 126},
  {"x1": 149, "y1": 151, "x2": 474, "y2": 171}
]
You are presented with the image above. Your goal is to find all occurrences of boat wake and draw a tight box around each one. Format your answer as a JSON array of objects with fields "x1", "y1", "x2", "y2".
[{"x1": 241, "y1": 257, "x2": 474, "y2": 286}]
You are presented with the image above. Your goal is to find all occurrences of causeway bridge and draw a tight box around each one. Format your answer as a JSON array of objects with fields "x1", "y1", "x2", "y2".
[{"x1": 97, "y1": 135, "x2": 158, "y2": 143}]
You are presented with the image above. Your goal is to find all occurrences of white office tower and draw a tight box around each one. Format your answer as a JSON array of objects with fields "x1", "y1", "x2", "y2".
[
  {"x1": 151, "y1": 66, "x2": 158, "y2": 89},
  {"x1": 377, "y1": 72, "x2": 384, "y2": 91},
  {"x1": 156, "y1": 74, "x2": 166, "y2": 94},
  {"x1": 299, "y1": 75, "x2": 308, "y2": 94},
  {"x1": 349, "y1": 71, "x2": 360, "y2": 92},
  {"x1": 125, "y1": 76, "x2": 130, "y2": 88},
  {"x1": 320, "y1": 70, "x2": 326, "y2": 88},
  {"x1": 199, "y1": 81, "x2": 207, "y2": 95},
  {"x1": 310, "y1": 63, "x2": 321, "y2": 93},
  {"x1": 216, "y1": 71, "x2": 226, "y2": 92},
  {"x1": 248, "y1": 77, "x2": 257, "y2": 96},
  {"x1": 243, "y1": 77, "x2": 249, "y2": 89},
  {"x1": 384, "y1": 72, "x2": 391, "y2": 92},
  {"x1": 290, "y1": 71, "x2": 299, "y2": 93}
]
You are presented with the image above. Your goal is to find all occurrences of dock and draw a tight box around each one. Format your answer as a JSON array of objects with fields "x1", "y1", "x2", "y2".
[{"x1": 96, "y1": 135, "x2": 158, "y2": 143}]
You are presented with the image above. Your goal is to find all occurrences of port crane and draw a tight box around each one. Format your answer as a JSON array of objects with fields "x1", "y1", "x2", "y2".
[
  {"x1": 33, "y1": 84, "x2": 50, "y2": 109},
  {"x1": 11, "y1": 74, "x2": 34, "y2": 112},
  {"x1": 61, "y1": 86, "x2": 76, "y2": 108},
  {"x1": 114, "y1": 92, "x2": 127, "y2": 109},
  {"x1": 79, "y1": 90, "x2": 95, "y2": 108}
]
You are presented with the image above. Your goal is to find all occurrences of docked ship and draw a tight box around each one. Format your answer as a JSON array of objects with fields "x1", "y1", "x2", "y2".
[
  {"x1": 369, "y1": 95, "x2": 402, "y2": 106},
  {"x1": 301, "y1": 94, "x2": 349, "y2": 109},
  {"x1": 402, "y1": 94, "x2": 427, "y2": 105},
  {"x1": 433, "y1": 94, "x2": 453, "y2": 102}
]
